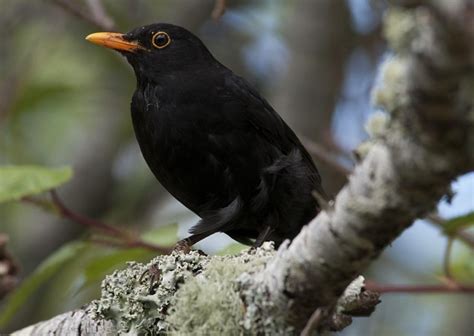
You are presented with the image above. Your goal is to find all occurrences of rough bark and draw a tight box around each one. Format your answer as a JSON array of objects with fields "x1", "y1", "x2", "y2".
[
  {"x1": 12, "y1": 311, "x2": 115, "y2": 336},
  {"x1": 12, "y1": 248, "x2": 376, "y2": 335},
  {"x1": 11, "y1": 1, "x2": 474, "y2": 334}
]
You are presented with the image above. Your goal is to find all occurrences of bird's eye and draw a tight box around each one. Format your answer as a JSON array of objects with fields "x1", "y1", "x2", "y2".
[{"x1": 152, "y1": 32, "x2": 171, "y2": 49}]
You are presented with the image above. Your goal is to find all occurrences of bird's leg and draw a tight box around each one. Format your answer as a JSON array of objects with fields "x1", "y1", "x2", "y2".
[
  {"x1": 173, "y1": 232, "x2": 214, "y2": 253},
  {"x1": 253, "y1": 225, "x2": 274, "y2": 248}
]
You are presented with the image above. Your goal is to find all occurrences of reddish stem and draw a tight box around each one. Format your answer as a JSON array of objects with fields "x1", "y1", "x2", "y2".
[
  {"x1": 51, "y1": 0, "x2": 115, "y2": 30},
  {"x1": 50, "y1": 190, "x2": 127, "y2": 239},
  {"x1": 22, "y1": 191, "x2": 171, "y2": 254},
  {"x1": 365, "y1": 280, "x2": 474, "y2": 294},
  {"x1": 211, "y1": 0, "x2": 226, "y2": 20},
  {"x1": 300, "y1": 135, "x2": 352, "y2": 177}
]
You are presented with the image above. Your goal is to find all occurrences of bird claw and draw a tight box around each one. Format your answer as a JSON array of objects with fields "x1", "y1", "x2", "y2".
[
  {"x1": 312, "y1": 190, "x2": 333, "y2": 212},
  {"x1": 139, "y1": 264, "x2": 161, "y2": 294},
  {"x1": 253, "y1": 225, "x2": 274, "y2": 248},
  {"x1": 173, "y1": 238, "x2": 193, "y2": 254},
  {"x1": 172, "y1": 239, "x2": 207, "y2": 256}
]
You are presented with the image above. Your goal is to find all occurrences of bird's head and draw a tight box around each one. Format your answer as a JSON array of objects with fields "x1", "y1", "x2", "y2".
[{"x1": 86, "y1": 23, "x2": 216, "y2": 81}]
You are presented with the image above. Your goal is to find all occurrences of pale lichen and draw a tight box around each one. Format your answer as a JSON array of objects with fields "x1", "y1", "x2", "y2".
[
  {"x1": 383, "y1": 8, "x2": 418, "y2": 53},
  {"x1": 88, "y1": 251, "x2": 209, "y2": 334},
  {"x1": 87, "y1": 243, "x2": 276, "y2": 335},
  {"x1": 371, "y1": 57, "x2": 410, "y2": 114},
  {"x1": 365, "y1": 111, "x2": 389, "y2": 139},
  {"x1": 167, "y1": 242, "x2": 275, "y2": 335},
  {"x1": 354, "y1": 111, "x2": 391, "y2": 162}
]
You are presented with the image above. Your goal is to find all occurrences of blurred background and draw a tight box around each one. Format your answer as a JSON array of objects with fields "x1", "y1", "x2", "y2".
[{"x1": 0, "y1": 0, "x2": 472, "y2": 334}]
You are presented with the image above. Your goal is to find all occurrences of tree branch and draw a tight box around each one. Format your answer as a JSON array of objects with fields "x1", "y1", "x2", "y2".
[
  {"x1": 211, "y1": 0, "x2": 226, "y2": 20},
  {"x1": 300, "y1": 308, "x2": 323, "y2": 336},
  {"x1": 51, "y1": 0, "x2": 116, "y2": 30},
  {"x1": 299, "y1": 135, "x2": 352, "y2": 177},
  {"x1": 12, "y1": 310, "x2": 115, "y2": 336},
  {"x1": 84, "y1": 0, "x2": 116, "y2": 30},
  {"x1": 427, "y1": 213, "x2": 474, "y2": 248}
]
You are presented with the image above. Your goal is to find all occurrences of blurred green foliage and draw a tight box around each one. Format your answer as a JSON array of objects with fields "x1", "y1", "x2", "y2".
[
  {"x1": 443, "y1": 212, "x2": 474, "y2": 236},
  {"x1": 0, "y1": 165, "x2": 72, "y2": 203}
]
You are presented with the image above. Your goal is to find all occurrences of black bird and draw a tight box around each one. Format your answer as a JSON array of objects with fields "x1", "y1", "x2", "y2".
[{"x1": 86, "y1": 23, "x2": 326, "y2": 247}]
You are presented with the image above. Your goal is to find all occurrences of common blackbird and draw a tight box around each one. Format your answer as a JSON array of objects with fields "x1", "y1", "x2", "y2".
[{"x1": 86, "y1": 23, "x2": 325, "y2": 247}]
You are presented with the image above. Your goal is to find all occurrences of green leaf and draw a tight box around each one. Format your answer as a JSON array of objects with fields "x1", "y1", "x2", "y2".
[
  {"x1": 443, "y1": 212, "x2": 474, "y2": 235},
  {"x1": 142, "y1": 223, "x2": 179, "y2": 246},
  {"x1": 0, "y1": 241, "x2": 87, "y2": 327},
  {"x1": 0, "y1": 165, "x2": 72, "y2": 203},
  {"x1": 449, "y1": 252, "x2": 474, "y2": 282}
]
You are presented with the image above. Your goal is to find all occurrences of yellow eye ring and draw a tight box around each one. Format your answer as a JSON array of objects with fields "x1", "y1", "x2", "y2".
[{"x1": 152, "y1": 31, "x2": 171, "y2": 49}]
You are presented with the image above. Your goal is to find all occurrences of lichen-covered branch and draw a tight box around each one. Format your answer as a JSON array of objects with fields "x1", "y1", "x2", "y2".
[
  {"x1": 12, "y1": 246, "x2": 376, "y2": 335},
  {"x1": 11, "y1": 1, "x2": 474, "y2": 335},
  {"x1": 240, "y1": 0, "x2": 474, "y2": 331},
  {"x1": 12, "y1": 310, "x2": 115, "y2": 336}
]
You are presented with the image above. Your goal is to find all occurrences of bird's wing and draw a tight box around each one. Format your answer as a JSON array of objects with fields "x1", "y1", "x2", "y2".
[
  {"x1": 224, "y1": 74, "x2": 324, "y2": 193},
  {"x1": 189, "y1": 73, "x2": 325, "y2": 236}
]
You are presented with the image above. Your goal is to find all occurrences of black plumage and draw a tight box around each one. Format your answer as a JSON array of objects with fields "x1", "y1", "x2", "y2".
[{"x1": 86, "y1": 23, "x2": 326, "y2": 247}]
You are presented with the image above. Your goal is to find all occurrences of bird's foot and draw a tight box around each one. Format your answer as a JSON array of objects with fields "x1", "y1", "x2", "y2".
[
  {"x1": 172, "y1": 236, "x2": 207, "y2": 255},
  {"x1": 253, "y1": 226, "x2": 274, "y2": 248},
  {"x1": 139, "y1": 264, "x2": 161, "y2": 294},
  {"x1": 173, "y1": 238, "x2": 193, "y2": 254},
  {"x1": 312, "y1": 190, "x2": 333, "y2": 211}
]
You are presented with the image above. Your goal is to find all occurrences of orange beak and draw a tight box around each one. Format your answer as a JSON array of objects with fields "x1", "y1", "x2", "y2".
[{"x1": 85, "y1": 32, "x2": 145, "y2": 52}]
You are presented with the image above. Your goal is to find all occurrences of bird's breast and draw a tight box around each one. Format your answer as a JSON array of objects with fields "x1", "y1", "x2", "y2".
[{"x1": 130, "y1": 85, "x2": 231, "y2": 213}]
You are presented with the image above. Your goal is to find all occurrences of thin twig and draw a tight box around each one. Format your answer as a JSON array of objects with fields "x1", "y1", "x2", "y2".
[
  {"x1": 299, "y1": 135, "x2": 352, "y2": 176},
  {"x1": 88, "y1": 237, "x2": 130, "y2": 249},
  {"x1": 21, "y1": 196, "x2": 55, "y2": 211},
  {"x1": 50, "y1": 190, "x2": 128, "y2": 239},
  {"x1": 455, "y1": 230, "x2": 474, "y2": 247},
  {"x1": 300, "y1": 308, "x2": 324, "y2": 336},
  {"x1": 322, "y1": 131, "x2": 352, "y2": 158},
  {"x1": 22, "y1": 191, "x2": 171, "y2": 254},
  {"x1": 427, "y1": 213, "x2": 474, "y2": 248},
  {"x1": 85, "y1": 0, "x2": 116, "y2": 30},
  {"x1": 365, "y1": 280, "x2": 474, "y2": 293},
  {"x1": 51, "y1": 0, "x2": 115, "y2": 30},
  {"x1": 211, "y1": 0, "x2": 227, "y2": 20}
]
